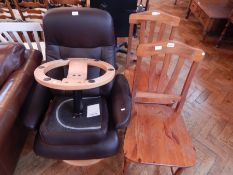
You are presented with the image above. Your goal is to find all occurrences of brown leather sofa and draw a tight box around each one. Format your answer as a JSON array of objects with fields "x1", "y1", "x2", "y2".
[{"x1": 0, "y1": 43, "x2": 42, "y2": 175}]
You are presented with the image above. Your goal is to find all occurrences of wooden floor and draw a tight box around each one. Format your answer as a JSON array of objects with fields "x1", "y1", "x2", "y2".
[{"x1": 14, "y1": 0, "x2": 233, "y2": 175}]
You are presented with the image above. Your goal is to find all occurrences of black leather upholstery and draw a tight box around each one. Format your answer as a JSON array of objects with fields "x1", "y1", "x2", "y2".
[
  {"x1": 23, "y1": 84, "x2": 52, "y2": 130},
  {"x1": 26, "y1": 7, "x2": 131, "y2": 160},
  {"x1": 34, "y1": 127, "x2": 119, "y2": 160},
  {"x1": 39, "y1": 97, "x2": 109, "y2": 145},
  {"x1": 44, "y1": 7, "x2": 115, "y2": 48},
  {"x1": 44, "y1": 7, "x2": 116, "y2": 97},
  {"x1": 110, "y1": 74, "x2": 132, "y2": 129}
]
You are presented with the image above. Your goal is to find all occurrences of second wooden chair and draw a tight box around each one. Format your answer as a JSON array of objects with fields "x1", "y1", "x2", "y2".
[
  {"x1": 13, "y1": 0, "x2": 48, "y2": 21},
  {"x1": 126, "y1": 10, "x2": 180, "y2": 66},
  {"x1": 124, "y1": 40, "x2": 205, "y2": 175}
]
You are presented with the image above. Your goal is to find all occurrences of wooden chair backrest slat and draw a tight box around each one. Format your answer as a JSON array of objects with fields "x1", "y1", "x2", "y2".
[
  {"x1": 50, "y1": 0, "x2": 81, "y2": 5},
  {"x1": 126, "y1": 10, "x2": 180, "y2": 66},
  {"x1": 12, "y1": 31, "x2": 24, "y2": 44},
  {"x1": 132, "y1": 40, "x2": 205, "y2": 112},
  {"x1": 0, "y1": 22, "x2": 44, "y2": 52}
]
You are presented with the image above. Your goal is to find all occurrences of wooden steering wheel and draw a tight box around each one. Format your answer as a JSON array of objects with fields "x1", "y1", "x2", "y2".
[{"x1": 34, "y1": 58, "x2": 115, "y2": 91}]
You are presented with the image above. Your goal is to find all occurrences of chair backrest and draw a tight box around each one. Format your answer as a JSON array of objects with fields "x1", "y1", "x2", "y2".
[
  {"x1": 13, "y1": 0, "x2": 48, "y2": 21},
  {"x1": 0, "y1": 0, "x2": 15, "y2": 20},
  {"x1": 0, "y1": 22, "x2": 44, "y2": 52},
  {"x1": 49, "y1": 0, "x2": 83, "y2": 6},
  {"x1": 43, "y1": 7, "x2": 115, "y2": 96},
  {"x1": 126, "y1": 10, "x2": 180, "y2": 66},
  {"x1": 132, "y1": 40, "x2": 205, "y2": 113}
]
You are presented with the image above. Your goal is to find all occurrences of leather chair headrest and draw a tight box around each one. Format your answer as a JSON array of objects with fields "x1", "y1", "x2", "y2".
[{"x1": 43, "y1": 7, "x2": 115, "y2": 48}]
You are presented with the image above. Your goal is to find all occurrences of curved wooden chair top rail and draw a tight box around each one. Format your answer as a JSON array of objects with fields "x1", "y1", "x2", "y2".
[
  {"x1": 129, "y1": 10, "x2": 181, "y2": 26},
  {"x1": 50, "y1": 0, "x2": 82, "y2": 5},
  {"x1": 137, "y1": 40, "x2": 205, "y2": 62},
  {"x1": 0, "y1": 0, "x2": 15, "y2": 20},
  {"x1": 0, "y1": 22, "x2": 44, "y2": 52},
  {"x1": 18, "y1": 1, "x2": 48, "y2": 8}
]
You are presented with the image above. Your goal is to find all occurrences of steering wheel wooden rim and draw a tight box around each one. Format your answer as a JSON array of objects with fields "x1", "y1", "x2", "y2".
[{"x1": 34, "y1": 58, "x2": 115, "y2": 91}]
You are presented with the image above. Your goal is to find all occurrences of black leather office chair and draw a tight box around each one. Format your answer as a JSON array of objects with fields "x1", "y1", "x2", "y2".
[{"x1": 23, "y1": 7, "x2": 131, "y2": 164}]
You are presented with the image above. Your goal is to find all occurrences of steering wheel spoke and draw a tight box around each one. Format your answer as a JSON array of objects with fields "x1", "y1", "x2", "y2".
[{"x1": 63, "y1": 58, "x2": 88, "y2": 83}]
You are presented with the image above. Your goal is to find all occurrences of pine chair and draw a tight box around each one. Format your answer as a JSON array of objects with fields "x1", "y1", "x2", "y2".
[
  {"x1": 0, "y1": 0, "x2": 15, "y2": 20},
  {"x1": 123, "y1": 40, "x2": 205, "y2": 175},
  {"x1": 126, "y1": 10, "x2": 180, "y2": 66},
  {"x1": 0, "y1": 22, "x2": 44, "y2": 54},
  {"x1": 49, "y1": 0, "x2": 85, "y2": 7},
  {"x1": 13, "y1": 0, "x2": 48, "y2": 22}
]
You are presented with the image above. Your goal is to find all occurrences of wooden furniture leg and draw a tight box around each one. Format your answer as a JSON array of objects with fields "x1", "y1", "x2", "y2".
[
  {"x1": 186, "y1": 9, "x2": 191, "y2": 19},
  {"x1": 185, "y1": 0, "x2": 192, "y2": 19},
  {"x1": 174, "y1": 167, "x2": 185, "y2": 175},
  {"x1": 122, "y1": 158, "x2": 129, "y2": 175},
  {"x1": 216, "y1": 20, "x2": 231, "y2": 47},
  {"x1": 171, "y1": 167, "x2": 185, "y2": 175},
  {"x1": 202, "y1": 19, "x2": 213, "y2": 41}
]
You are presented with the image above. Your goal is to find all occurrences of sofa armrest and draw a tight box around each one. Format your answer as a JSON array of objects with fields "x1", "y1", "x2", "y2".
[
  {"x1": 0, "y1": 49, "x2": 42, "y2": 147},
  {"x1": 22, "y1": 83, "x2": 52, "y2": 130},
  {"x1": 110, "y1": 74, "x2": 132, "y2": 129}
]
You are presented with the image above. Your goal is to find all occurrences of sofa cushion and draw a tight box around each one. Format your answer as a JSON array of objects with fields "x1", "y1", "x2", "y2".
[{"x1": 0, "y1": 43, "x2": 25, "y2": 87}]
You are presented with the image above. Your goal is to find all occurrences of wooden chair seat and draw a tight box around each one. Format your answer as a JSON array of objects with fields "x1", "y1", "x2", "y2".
[
  {"x1": 124, "y1": 103, "x2": 196, "y2": 167},
  {"x1": 124, "y1": 64, "x2": 196, "y2": 167}
]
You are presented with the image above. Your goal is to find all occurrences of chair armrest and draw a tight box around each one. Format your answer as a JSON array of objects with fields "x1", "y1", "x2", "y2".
[
  {"x1": 22, "y1": 83, "x2": 52, "y2": 130},
  {"x1": 110, "y1": 74, "x2": 132, "y2": 129}
]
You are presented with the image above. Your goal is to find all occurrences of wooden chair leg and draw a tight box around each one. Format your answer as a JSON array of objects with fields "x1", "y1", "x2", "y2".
[
  {"x1": 174, "y1": 167, "x2": 185, "y2": 175},
  {"x1": 186, "y1": 9, "x2": 191, "y2": 19},
  {"x1": 170, "y1": 167, "x2": 175, "y2": 174},
  {"x1": 122, "y1": 157, "x2": 129, "y2": 175},
  {"x1": 216, "y1": 21, "x2": 231, "y2": 48}
]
